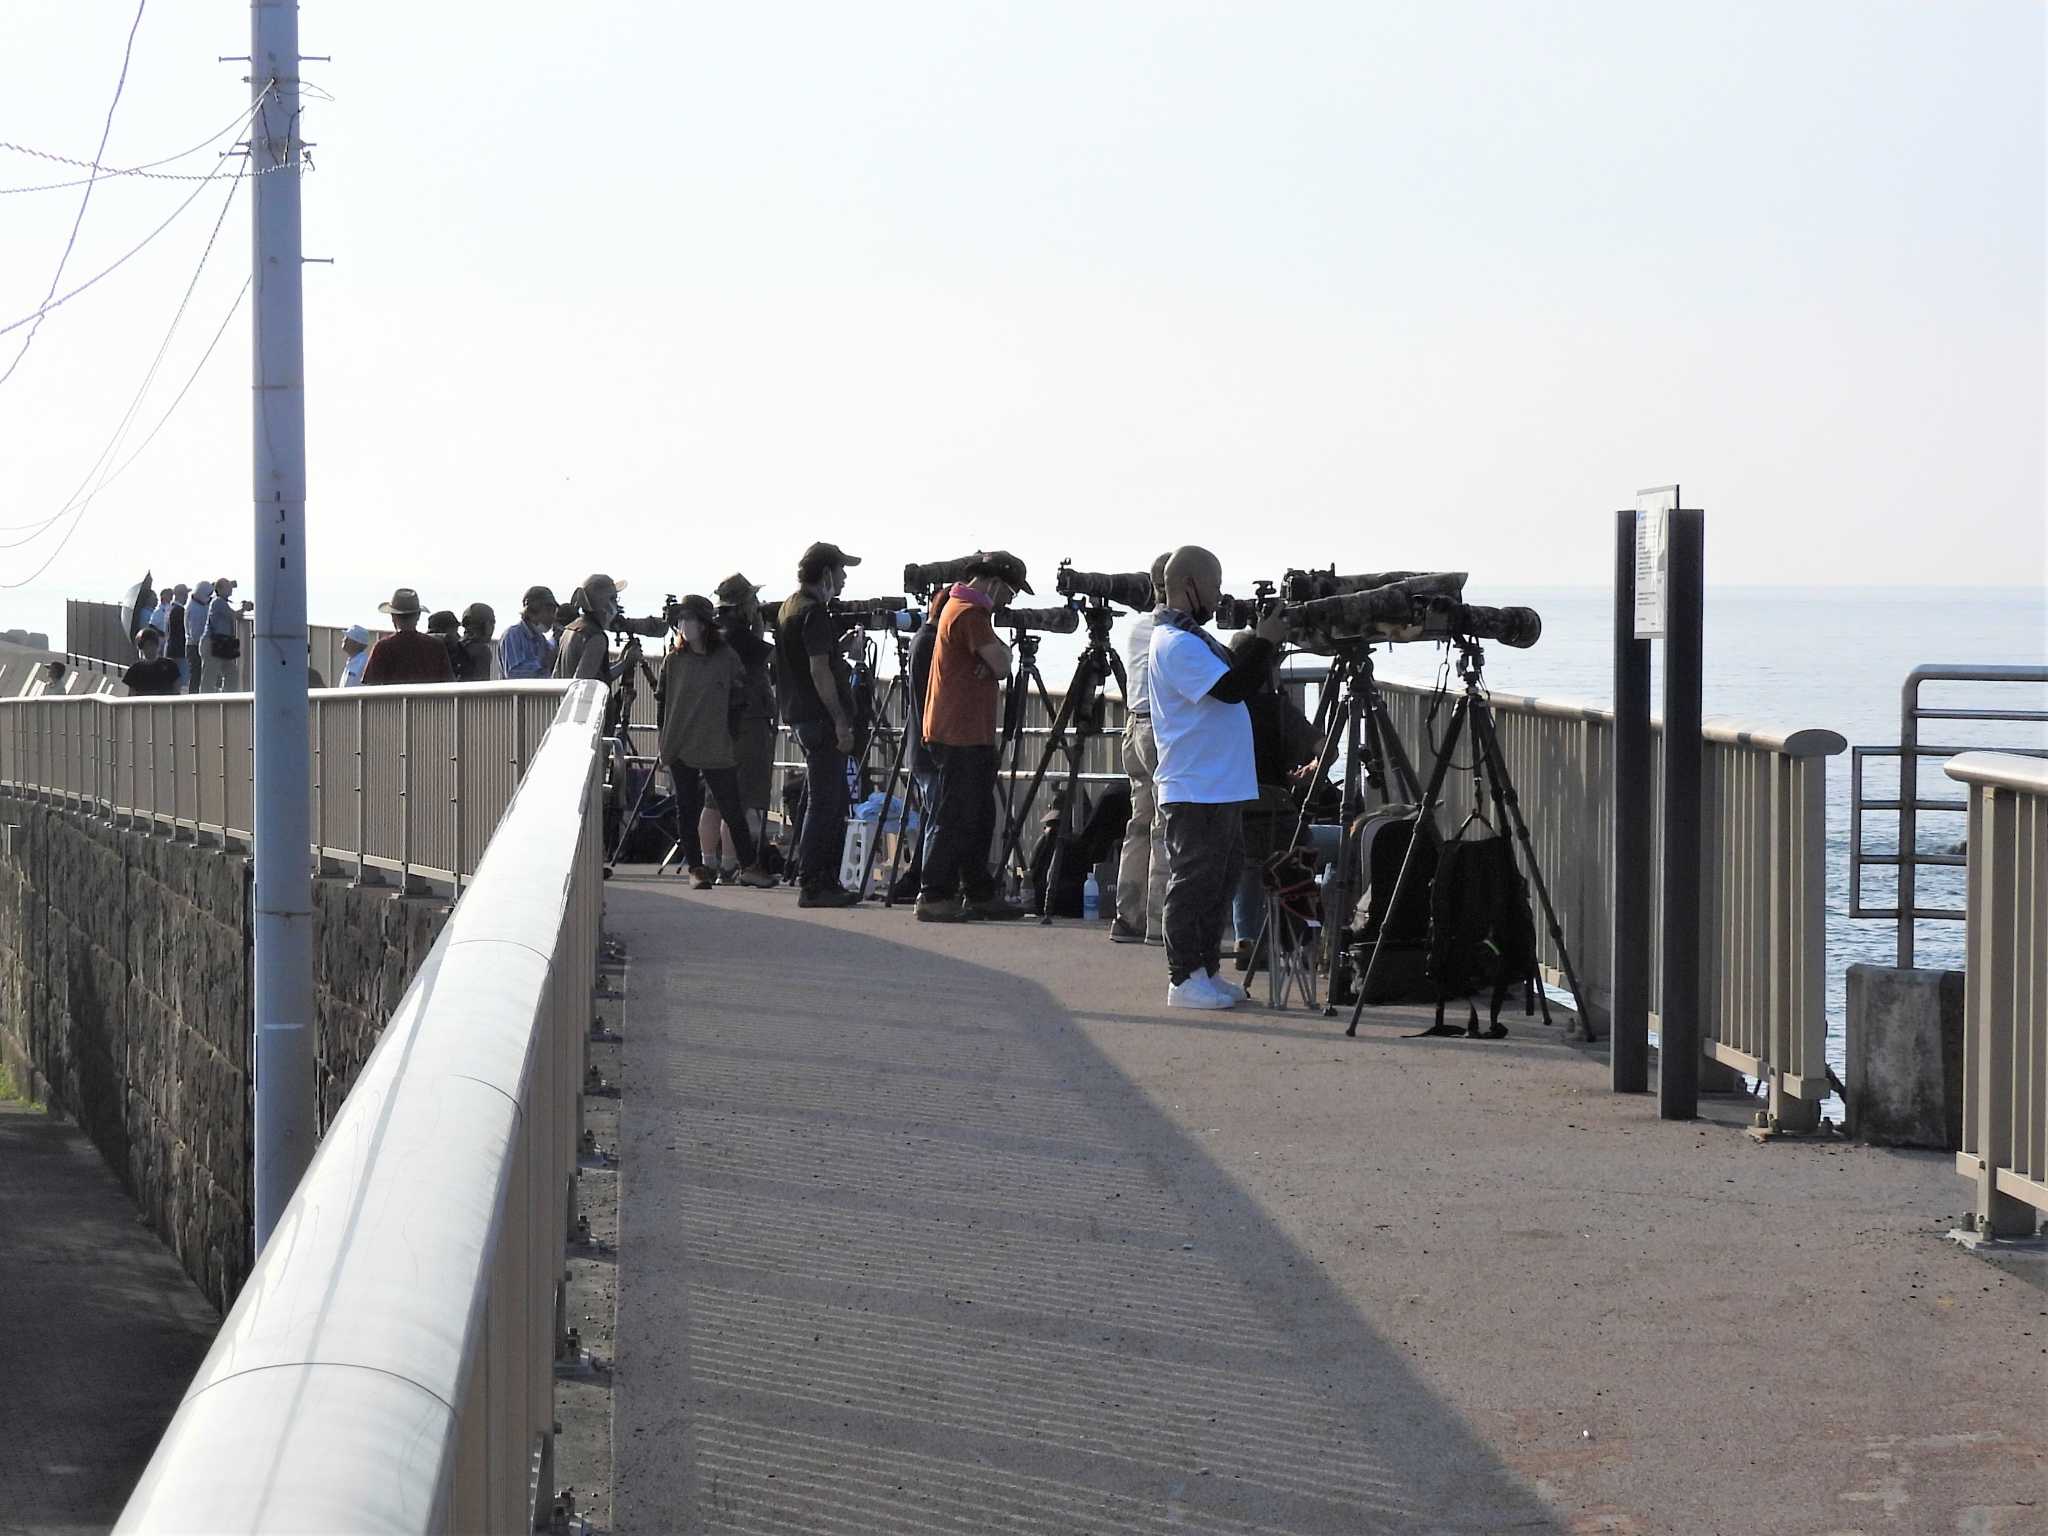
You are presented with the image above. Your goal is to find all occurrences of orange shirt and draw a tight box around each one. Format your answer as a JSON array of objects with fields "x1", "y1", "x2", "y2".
[{"x1": 923, "y1": 592, "x2": 1001, "y2": 747}]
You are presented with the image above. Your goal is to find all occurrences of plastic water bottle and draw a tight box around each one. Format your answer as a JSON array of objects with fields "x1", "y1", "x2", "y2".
[{"x1": 1082, "y1": 871, "x2": 1101, "y2": 921}]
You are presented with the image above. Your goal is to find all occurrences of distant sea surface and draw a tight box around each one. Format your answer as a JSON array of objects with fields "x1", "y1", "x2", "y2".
[{"x1": 1369, "y1": 585, "x2": 2047, "y2": 1078}]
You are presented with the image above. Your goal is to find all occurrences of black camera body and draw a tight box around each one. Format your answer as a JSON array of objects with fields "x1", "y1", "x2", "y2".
[{"x1": 1213, "y1": 578, "x2": 1280, "y2": 631}]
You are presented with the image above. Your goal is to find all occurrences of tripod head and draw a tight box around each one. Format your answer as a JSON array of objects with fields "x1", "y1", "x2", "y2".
[
  {"x1": 1079, "y1": 599, "x2": 1118, "y2": 651},
  {"x1": 1452, "y1": 636, "x2": 1488, "y2": 688}
]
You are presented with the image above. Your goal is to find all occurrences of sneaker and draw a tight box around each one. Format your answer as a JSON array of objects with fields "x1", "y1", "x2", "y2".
[
  {"x1": 1205, "y1": 969, "x2": 1248, "y2": 1005},
  {"x1": 1167, "y1": 974, "x2": 1235, "y2": 1010},
  {"x1": 716, "y1": 863, "x2": 741, "y2": 885},
  {"x1": 734, "y1": 865, "x2": 777, "y2": 889},
  {"x1": 1109, "y1": 920, "x2": 1146, "y2": 944},
  {"x1": 688, "y1": 865, "x2": 716, "y2": 891},
  {"x1": 964, "y1": 894, "x2": 1029, "y2": 922},
  {"x1": 797, "y1": 884, "x2": 863, "y2": 909},
  {"x1": 915, "y1": 894, "x2": 970, "y2": 923}
]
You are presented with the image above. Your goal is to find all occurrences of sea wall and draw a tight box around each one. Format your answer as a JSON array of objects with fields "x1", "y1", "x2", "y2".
[{"x1": 0, "y1": 792, "x2": 447, "y2": 1310}]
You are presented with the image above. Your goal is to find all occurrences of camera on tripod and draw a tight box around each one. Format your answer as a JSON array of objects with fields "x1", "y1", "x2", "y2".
[
  {"x1": 1279, "y1": 572, "x2": 1468, "y2": 652},
  {"x1": 902, "y1": 557, "x2": 981, "y2": 601},
  {"x1": 828, "y1": 595, "x2": 917, "y2": 633},
  {"x1": 1213, "y1": 578, "x2": 1282, "y2": 630},
  {"x1": 1053, "y1": 560, "x2": 1153, "y2": 611}
]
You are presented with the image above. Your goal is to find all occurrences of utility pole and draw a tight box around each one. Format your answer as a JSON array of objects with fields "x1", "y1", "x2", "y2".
[{"x1": 249, "y1": 0, "x2": 312, "y2": 1253}]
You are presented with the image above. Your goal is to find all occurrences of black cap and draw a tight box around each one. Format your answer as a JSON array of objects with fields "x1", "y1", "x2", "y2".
[
  {"x1": 967, "y1": 549, "x2": 1032, "y2": 595},
  {"x1": 799, "y1": 541, "x2": 860, "y2": 572},
  {"x1": 676, "y1": 593, "x2": 717, "y2": 625},
  {"x1": 520, "y1": 584, "x2": 559, "y2": 609}
]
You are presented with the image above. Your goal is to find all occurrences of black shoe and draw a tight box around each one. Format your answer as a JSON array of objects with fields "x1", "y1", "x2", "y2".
[
  {"x1": 964, "y1": 894, "x2": 1029, "y2": 921},
  {"x1": 798, "y1": 884, "x2": 862, "y2": 909},
  {"x1": 1108, "y1": 920, "x2": 1146, "y2": 944}
]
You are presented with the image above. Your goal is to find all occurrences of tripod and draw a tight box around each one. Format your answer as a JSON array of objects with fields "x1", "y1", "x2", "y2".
[
  {"x1": 1345, "y1": 638, "x2": 1591, "y2": 1039},
  {"x1": 1243, "y1": 643, "x2": 1425, "y2": 1005},
  {"x1": 856, "y1": 628, "x2": 929, "y2": 906},
  {"x1": 996, "y1": 602, "x2": 1126, "y2": 923},
  {"x1": 604, "y1": 640, "x2": 686, "y2": 876},
  {"x1": 995, "y1": 631, "x2": 1062, "y2": 865}
]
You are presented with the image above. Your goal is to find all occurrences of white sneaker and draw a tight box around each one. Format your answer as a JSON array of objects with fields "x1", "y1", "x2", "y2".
[
  {"x1": 1205, "y1": 969, "x2": 1248, "y2": 1005},
  {"x1": 1167, "y1": 974, "x2": 1235, "y2": 1010}
]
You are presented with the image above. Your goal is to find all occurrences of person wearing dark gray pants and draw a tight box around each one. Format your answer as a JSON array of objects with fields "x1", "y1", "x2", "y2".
[{"x1": 1160, "y1": 800, "x2": 1245, "y2": 986}]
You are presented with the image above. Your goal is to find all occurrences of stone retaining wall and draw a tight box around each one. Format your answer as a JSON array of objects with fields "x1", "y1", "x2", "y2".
[{"x1": 0, "y1": 792, "x2": 447, "y2": 1310}]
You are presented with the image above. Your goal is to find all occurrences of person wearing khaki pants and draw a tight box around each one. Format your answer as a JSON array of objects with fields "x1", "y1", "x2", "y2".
[{"x1": 1111, "y1": 552, "x2": 1171, "y2": 944}]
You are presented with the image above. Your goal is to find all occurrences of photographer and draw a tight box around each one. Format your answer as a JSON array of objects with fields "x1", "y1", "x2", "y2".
[
  {"x1": 554, "y1": 572, "x2": 665, "y2": 685},
  {"x1": 774, "y1": 542, "x2": 864, "y2": 908},
  {"x1": 660, "y1": 596, "x2": 777, "y2": 890},
  {"x1": 1149, "y1": 545, "x2": 1288, "y2": 1009},
  {"x1": 1112, "y1": 551, "x2": 1172, "y2": 945},
  {"x1": 711, "y1": 572, "x2": 777, "y2": 873},
  {"x1": 916, "y1": 553, "x2": 1031, "y2": 923},
  {"x1": 501, "y1": 586, "x2": 560, "y2": 679}
]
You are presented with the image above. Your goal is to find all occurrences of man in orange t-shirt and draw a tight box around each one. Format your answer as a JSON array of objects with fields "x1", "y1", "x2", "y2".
[{"x1": 917, "y1": 551, "x2": 1033, "y2": 922}]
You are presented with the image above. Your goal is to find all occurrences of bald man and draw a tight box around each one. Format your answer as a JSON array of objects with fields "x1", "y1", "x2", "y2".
[{"x1": 1147, "y1": 545, "x2": 1290, "y2": 1008}]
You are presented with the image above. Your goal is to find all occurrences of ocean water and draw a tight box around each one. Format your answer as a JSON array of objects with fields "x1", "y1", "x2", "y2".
[{"x1": 1368, "y1": 585, "x2": 2048, "y2": 1077}]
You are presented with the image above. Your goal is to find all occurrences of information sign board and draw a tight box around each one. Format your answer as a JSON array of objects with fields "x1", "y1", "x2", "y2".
[{"x1": 1633, "y1": 485, "x2": 1677, "y2": 640}]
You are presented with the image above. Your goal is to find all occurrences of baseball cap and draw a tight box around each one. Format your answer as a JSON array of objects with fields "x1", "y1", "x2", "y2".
[
  {"x1": 426, "y1": 610, "x2": 459, "y2": 634},
  {"x1": 967, "y1": 550, "x2": 1033, "y2": 595},
  {"x1": 799, "y1": 542, "x2": 860, "y2": 572},
  {"x1": 343, "y1": 624, "x2": 373, "y2": 647},
  {"x1": 378, "y1": 587, "x2": 424, "y2": 616},
  {"x1": 676, "y1": 594, "x2": 717, "y2": 625},
  {"x1": 580, "y1": 573, "x2": 626, "y2": 599},
  {"x1": 520, "y1": 584, "x2": 559, "y2": 610},
  {"x1": 461, "y1": 602, "x2": 496, "y2": 629}
]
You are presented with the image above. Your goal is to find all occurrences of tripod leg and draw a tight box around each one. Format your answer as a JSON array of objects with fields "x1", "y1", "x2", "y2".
[
  {"x1": 995, "y1": 660, "x2": 1044, "y2": 872},
  {"x1": 1347, "y1": 700, "x2": 1465, "y2": 1036},
  {"x1": 999, "y1": 681, "x2": 1083, "y2": 875},
  {"x1": 860, "y1": 688, "x2": 916, "y2": 900},
  {"x1": 606, "y1": 754, "x2": 658, "y2": 875},
  {"x1": 1471, "y1": 701, "x2": 1597, "y2": 1041}
]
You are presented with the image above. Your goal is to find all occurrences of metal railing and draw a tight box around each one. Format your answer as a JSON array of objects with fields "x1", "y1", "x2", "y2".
[
  {"x1": 1947, "y1": 751, "x2": 2048, "y2": 1238},
  {"x1": 1851, "y1": 664, "x2": 2048, "y2": 965},
  {"x1": 1350, "y1": 677, "x2": 1845, "y2": 1111},
  {"x1": 0, "y1": 682, "x2": 569, "y2": 889},
  {"x1": 115, "y1": 681, "x2": 607, "y2": 1533}
]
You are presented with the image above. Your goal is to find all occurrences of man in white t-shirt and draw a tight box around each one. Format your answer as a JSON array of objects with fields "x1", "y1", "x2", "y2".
[
  {"x1": 1112, "y1": 551, "x2": 1172, "y2": 945},
  {"x1": 1147, "y1": 545, "x2": 1290, "y2": 1009}
]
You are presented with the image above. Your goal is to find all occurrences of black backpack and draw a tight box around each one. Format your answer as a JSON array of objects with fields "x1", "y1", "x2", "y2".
[
  {"x1": 1339, "y1": 809, "x2": 1439, "y2": 1005},
  {"x1": 1421, "y1": 828, "x2": 1547, "y2": 1039}
]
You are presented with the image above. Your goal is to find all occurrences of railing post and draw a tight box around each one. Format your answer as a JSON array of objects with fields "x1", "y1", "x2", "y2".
[
  {"x1": 353, "y1": 696, "x2": 368, "y2": 886},
  {"x1": 452, "y1": 698, "x2": 464, "y2": 890},
  {"x1": 1898, "y1": 674, "x2": 1920, "y2": 967},
  {"x1": 400, "y1": 695, "x2": 413, "y2": 889}
]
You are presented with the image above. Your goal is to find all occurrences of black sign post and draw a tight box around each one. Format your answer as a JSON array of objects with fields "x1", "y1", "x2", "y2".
[
  {"x1": 1658, "y1": 508, "x2": 1705, "y2": 1120},
  {"x1": 1611, "y1": 514, "x2": 1651, "y2": 1093}
]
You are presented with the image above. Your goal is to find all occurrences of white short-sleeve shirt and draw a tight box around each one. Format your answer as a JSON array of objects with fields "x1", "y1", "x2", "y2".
[
  {"x1": 1123, "y1": 611, "x2": 1157, "y2": 717},
  {"x1": 1148, "y1": 620, "x2": 1256, "y2": 805}
]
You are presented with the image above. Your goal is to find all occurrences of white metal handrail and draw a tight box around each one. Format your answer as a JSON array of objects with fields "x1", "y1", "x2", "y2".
[
  {"x1": 1947, "y1": 750, "x2": 2048, "y2": 1238},
  {"x1": 0, "y1": 682, "x2": 569, "y2": 889},
  {"x1": 114, "y1": 681, "x2": 607, "y2": 1534}
]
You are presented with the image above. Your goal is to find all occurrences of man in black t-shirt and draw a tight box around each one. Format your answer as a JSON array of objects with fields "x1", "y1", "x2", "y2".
[
  {"x1": 123, "y1": 627, "x2": 182, "y2": 697},
  {"x1": 775, "y1": 541, "x2": 863, "y2": 907}
]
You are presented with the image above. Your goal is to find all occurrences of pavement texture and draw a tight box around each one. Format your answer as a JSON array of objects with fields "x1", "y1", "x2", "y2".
[
  {"x1": 610, "y1": 877, "x2": 2048, "y2": 1536},
  {"x1": 0, "y1": 1099, "x2": 215, "y2": 1536}
]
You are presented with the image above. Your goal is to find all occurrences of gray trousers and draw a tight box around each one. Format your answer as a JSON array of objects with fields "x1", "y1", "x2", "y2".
[
  {"x1": 1160, "y1": 800, "x2": 1245, "y2": 985},
  {"x1": 1115, "y1": 716, "x2": 1168, "y2": 938}
]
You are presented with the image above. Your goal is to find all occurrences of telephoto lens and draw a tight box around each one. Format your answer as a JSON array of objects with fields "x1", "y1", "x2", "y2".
[
  {"x1": 902, "y1": 557, "x2": 983, "y2": 599},
  {"x1": 993, "y1": 604, "x2": 1081, "y2": 634},
  {"x1": 1282, "y1": 567, "x2": 1452, "y2": 602},
  {"x1": 1419, "y1": 598, "x2": 1543, "y2": 649},
  {"x1": 1282, "y1": 572, "x2": 1472, "y2": 647},
  {"x1": 829, "y1": 596, "x2": 914, "y2": 631},
  {"x1": 1053, "y1": 563, "x2": 1155, "y2": 610}
]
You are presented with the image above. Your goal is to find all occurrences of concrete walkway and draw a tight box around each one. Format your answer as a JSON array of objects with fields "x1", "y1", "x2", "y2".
[
  {"x1": 0, "y1": 1100, "x2": 215, "y2": 1536},
  {"x1": 611, "y1": 879, "x2": 2046, "y2": 1535}
]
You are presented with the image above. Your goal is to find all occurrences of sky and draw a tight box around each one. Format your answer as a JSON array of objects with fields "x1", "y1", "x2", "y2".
[{"x1": 2, "y1": 0, "x2": 2043, "y2": 647}]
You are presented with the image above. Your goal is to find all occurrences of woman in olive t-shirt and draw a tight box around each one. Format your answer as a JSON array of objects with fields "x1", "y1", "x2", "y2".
[{"x1": 658, "y1": 597, "x2": 775, "y2": 888}]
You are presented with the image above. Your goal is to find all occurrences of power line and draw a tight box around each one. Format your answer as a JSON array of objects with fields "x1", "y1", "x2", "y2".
[
  {"x1": 3, "y1": 171, "x2": 243, "y2": 546},
  {"x1": 0, "y1": 0, "x2": 149, "y2": 390},
  {"x1": 0, "y1": 275, "x2": 249, "y2": 590},
  {"x1": 0, "y1": 164, "x2": 231, "y2": 344},
  {"x1": 0, "y1": 87, "x2": 275, "y2": 195}
]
